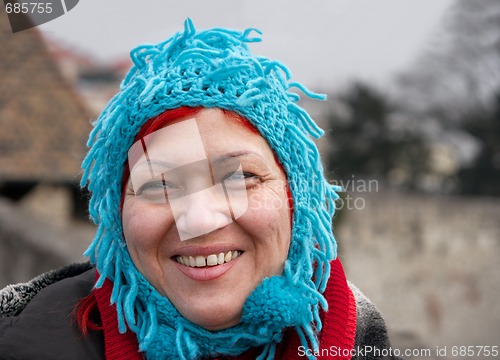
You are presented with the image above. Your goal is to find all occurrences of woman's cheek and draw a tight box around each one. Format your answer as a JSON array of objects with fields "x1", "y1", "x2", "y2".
[
  {"x1": 123, "y1": 203, "x2": 163, "y2": 249},
  {"x1": 243, "y1": 189, "x2": 285, "y2": 233}
]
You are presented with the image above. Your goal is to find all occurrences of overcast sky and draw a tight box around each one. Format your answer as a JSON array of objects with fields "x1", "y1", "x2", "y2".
[{"x1": 38, "y1": 0, "x2": 455, "y2": 89}]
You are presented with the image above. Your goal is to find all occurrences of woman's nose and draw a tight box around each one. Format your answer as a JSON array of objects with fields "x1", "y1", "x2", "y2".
[{"x1": 172, "y1": 184, "x2": 232, "y2": 240}]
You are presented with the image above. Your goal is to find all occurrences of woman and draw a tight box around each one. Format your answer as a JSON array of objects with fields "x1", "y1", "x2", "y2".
[{"x1": 0, "y1": 20, "x2": 399, "y2": 360}]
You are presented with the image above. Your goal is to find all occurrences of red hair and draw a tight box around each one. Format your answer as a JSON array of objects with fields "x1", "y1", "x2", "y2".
[{"x1": 76, "y1": 106, "x2": 292, "y2": 335}]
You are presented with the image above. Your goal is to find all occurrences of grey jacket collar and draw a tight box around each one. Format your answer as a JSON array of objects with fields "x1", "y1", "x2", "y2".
[{"x1": 0, "y1": 262, "x2": 92, "y2": 318}]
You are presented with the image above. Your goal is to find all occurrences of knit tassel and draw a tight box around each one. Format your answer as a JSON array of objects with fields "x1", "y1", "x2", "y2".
[{"x1": 241, "y1": 27, "x2": 263, "y2": 43}]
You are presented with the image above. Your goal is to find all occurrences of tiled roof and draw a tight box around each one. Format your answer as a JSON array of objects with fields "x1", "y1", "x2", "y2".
[{"x1": 0, "y1": 9, "x2": 92, "y2": 182}]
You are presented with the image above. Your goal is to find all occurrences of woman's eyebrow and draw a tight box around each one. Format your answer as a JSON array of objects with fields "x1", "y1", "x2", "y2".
[
  {"x1": 131, "y1": 160, "x2": 176, "y2": 178},
  {"x1": 210, "y1": 151, "x2": 266, "y2": 164},
  {"x1": 147, "y1": 160, "x2": 177, "y2": 169},
  {"x1": 132, "y1": 152, "x2": 270, "y2": 175}
]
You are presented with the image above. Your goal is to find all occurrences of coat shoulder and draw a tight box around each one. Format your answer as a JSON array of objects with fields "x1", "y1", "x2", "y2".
[
  {"x1": 0, "y1": 262, "x2": 93, "y2": 317},
  {"x1": 348, "y1": 282, "x2": 404, "y2": 360},
  {"x1": 0, "y1": 262, "x2": 104, "y2": 360}
]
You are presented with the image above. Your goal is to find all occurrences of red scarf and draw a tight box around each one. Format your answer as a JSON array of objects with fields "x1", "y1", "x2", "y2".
[{"x1": 95, "y1": 259, "x2": 356, "y2": 360}]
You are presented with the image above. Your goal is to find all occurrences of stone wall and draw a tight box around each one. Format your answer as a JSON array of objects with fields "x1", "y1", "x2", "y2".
[
  {"x1": 338, "y1": 190, "x2": 500, "y2": 358},
  {"x1": 0, "y1": 197, "x2": 92, "y2": 287}
]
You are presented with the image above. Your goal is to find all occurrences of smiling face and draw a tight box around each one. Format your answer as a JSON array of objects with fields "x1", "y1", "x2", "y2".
[{"x1": 122, "y1": 108, "x2": 291, "y2": 330}]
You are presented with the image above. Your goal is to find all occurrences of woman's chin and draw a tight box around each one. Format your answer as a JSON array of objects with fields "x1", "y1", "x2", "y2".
[
  {"x1": 181, "y1": 305, "x2": 243, "y2": 331},
  {"x1": 163, "y1": 253, "x2": 255, "y2": 330}
]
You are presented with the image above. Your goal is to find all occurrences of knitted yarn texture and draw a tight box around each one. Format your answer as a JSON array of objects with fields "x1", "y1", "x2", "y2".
[{"x1": 81, "y1": 19, "x2": 341, "y2": 360}]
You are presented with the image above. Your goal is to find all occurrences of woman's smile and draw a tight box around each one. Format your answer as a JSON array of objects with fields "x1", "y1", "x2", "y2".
[
  {"x1": 173, "y1": 251, "x2": 243, "y2": 281},
  {"x1": 172, "y1": 244, "x2": 244, "y2": 281},
  {"x1": 174, "y1": 250, "x2": 242, "y2": 267}
]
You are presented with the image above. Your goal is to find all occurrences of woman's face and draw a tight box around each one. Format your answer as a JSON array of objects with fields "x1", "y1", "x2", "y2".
[{"x1": 122, "y1": 108, "x2": 291, "y2": 330}]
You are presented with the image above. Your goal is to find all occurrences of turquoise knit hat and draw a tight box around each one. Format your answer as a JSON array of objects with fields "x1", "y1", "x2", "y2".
[{"x1": 81, "y1": 19, "x2": 341, "y2": 360}]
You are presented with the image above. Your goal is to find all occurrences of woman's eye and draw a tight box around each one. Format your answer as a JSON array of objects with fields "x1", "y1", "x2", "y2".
[
  {"x1": 137, "y1": 181, "x2": 163, "y2": 195},
  {"x1": 136, "y1": 180, "x2": 180, "y2": 200},
  {"x1": 223, "y1": 172, "x2": 260, "y2": 186},
  {"x1": 224, "y1": 171, "x2": 251, "y2": 180}
]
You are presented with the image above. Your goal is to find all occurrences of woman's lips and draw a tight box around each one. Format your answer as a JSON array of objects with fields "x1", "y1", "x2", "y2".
[
  {"x1": 173, "y1": 251, "x2": 242, "y2": 281},
  {"x1": 175, "y1": 250, "x2": 241, "y2": 267}
]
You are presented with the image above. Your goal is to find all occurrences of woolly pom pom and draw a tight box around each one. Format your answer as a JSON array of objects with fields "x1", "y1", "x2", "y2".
[{"x1": 242, "y1": 276, "x2": 314, "y2": 336}]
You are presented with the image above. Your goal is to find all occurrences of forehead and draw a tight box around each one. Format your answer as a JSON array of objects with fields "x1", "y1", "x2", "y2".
[{"x1": 131, "y1": 108, "x2": 277, "y2": 165}]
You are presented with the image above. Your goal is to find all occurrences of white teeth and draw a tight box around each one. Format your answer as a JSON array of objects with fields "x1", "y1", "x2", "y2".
[
  {"x1": 207, "y1": 254, "x2": 218, "y2": 266},
  {"x1": 176, "y1": 251, "x2": 242, "y2": 268},
  {"x1": 195, "y1": 256, "x2": 206, "y2": 267}
]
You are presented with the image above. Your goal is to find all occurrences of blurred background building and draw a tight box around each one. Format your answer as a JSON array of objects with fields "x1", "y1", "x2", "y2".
[{"x1": 1, "y1": 1, "x2": 499, "y2": 359}]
